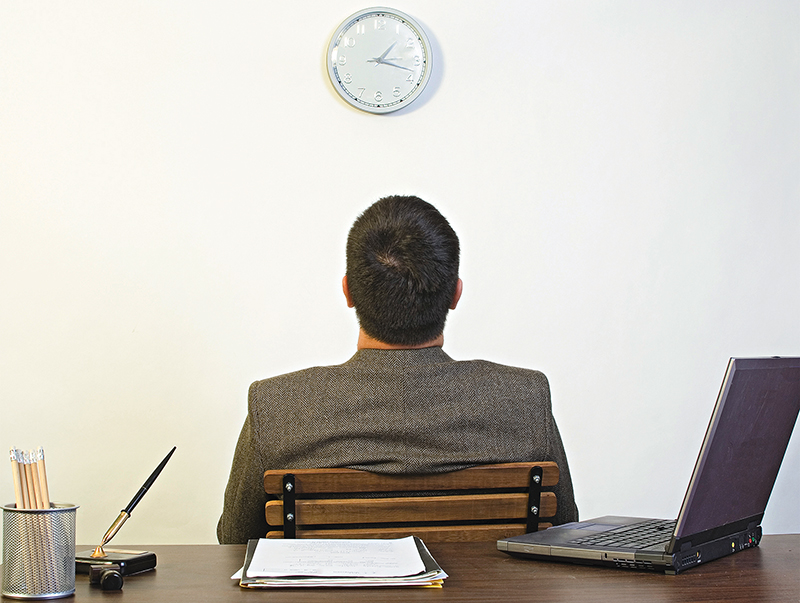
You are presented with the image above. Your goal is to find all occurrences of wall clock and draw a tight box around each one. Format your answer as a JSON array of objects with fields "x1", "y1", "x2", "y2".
[{"x1": 326, "y1": 7, "x2": 433, "y2": 114}]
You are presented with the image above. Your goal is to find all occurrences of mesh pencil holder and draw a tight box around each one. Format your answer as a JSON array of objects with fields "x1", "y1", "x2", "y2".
[{"x1": 2, "y1": 503, "x2": 78, "y2": 600}]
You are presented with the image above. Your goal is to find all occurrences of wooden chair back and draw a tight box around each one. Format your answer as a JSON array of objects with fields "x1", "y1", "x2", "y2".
[{"x1": 263, "y1": 461, "x2": 559, "y2": 542}]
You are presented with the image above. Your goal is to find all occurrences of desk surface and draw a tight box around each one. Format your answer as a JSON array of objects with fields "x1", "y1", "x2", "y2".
[{"x1": 3, "y1": 535, "x2": 798, "y2": 602}]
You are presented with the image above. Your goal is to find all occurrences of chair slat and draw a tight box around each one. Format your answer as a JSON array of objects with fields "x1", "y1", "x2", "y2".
[
  {"x1": 266, "y1": 492, "x2": 557, "y2": 526},
  {"x1": 264, "y1": 462, "x2": 559, "y2": 495}
]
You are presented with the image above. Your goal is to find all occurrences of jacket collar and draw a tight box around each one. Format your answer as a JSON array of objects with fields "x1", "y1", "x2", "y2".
[{"x1": 346, "y1": 346, "x2": 453, "y2": 368}]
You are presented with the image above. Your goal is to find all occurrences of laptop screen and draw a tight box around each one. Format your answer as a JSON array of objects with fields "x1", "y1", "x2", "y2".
[{"x1": 675, "y1": 357, "x2": 800, "y2": 539}]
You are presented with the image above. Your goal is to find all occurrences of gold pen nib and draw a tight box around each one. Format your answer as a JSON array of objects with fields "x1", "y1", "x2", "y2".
[{"x1": 90, "y1": 545, "x2": 106, "y2": 558}]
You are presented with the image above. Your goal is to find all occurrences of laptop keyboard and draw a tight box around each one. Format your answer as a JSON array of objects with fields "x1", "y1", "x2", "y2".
[{"x1": 569, "y1": 519, "x2": 676, "y2": 549}]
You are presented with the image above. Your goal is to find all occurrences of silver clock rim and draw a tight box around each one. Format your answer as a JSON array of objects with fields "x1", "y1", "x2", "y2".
[{"x1": 326, "y1": 6, "x2": 434, "y2": 114}]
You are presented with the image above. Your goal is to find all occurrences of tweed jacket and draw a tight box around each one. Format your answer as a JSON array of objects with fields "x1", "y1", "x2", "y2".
[{"x1": 216, "y1": 347, "x2": 578, "y2": 544}]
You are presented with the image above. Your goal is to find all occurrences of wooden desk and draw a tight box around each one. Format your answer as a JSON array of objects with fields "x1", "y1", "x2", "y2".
[{"x1": 3, "y1": 536, "x2": 798, "y2": 601}]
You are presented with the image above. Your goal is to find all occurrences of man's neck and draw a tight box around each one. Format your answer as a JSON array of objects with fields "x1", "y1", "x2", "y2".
[{"x1": 356, "y1": 329, "x2": 444, "y2": 350}]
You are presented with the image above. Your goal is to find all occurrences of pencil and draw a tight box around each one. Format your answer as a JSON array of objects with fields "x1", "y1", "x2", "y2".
[
  {"x1": 37, "y1": 447, "x2": 51, "y2": 509},
  {"x1": 30, "y1": 449, "x2": 45, "y2": 509},
  {"x1": 23, "y1": 451, "x2": 37, "y2": 509},
  {"x1": 17, "y1": 449, "x2": 31, "y2": 509},
  {"x1": 10, "y1": 448, "x2": 24, "y2": 509}
]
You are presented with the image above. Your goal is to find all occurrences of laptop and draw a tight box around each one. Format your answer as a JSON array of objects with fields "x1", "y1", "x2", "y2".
[{"x1": 498, "y1": 356, "x2": 800, "y2": 573}]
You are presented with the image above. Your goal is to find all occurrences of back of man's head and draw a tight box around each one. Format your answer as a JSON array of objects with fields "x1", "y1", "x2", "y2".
[{"x1": 346, "y1": 196, "x2": 460, "y2": 346}]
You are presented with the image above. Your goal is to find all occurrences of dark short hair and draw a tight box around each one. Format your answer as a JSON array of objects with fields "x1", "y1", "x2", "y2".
[{"x1": 346, "y1": 196, "x2": 460, "y2": 346}]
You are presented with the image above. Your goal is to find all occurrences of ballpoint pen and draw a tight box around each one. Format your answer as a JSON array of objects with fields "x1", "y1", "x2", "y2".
[{"x1": 91, "y1": 446, "x2": 176, "y2": 558}]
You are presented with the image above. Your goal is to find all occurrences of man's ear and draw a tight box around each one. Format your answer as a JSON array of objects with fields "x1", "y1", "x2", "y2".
[
  {"x1": 342, "y1": 275, "x2": 355, "y2": 308},
  {"x1": 450, "y1": 278, "x2": 463, "y2": 310}
]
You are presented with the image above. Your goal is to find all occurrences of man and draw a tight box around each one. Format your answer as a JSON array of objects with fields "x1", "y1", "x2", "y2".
[{"x1": 217, "y1": 195, "x2": 578, "y2": 544}]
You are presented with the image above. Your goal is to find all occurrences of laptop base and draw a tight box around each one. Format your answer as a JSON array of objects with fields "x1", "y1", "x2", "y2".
[{"x1": 499, "y1": 520, "x2": 761, "y2": 574}]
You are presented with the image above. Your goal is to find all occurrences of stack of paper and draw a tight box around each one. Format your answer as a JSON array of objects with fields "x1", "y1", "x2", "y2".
[{"x1": 237, "y1": 536, "x2": 448, "y2": 588}]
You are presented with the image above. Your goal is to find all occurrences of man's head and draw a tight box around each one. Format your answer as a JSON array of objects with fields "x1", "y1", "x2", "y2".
[{"x1": 345, "y1": 196, "x2": 461, "y2": 347}]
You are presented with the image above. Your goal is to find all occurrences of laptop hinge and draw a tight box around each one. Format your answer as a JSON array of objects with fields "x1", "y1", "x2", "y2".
[
  {"x1": 282, "y1": 473, "x2": 296, "y2": 538},
  {"x1": 526, "y1": 465, "x2": 543, "y2": 533},
  {"x1": 672, "y1": 514, "x2": 763, "y2": 553}
]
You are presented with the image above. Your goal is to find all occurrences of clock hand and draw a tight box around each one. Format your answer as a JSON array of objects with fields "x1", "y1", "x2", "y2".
[
  {"x1": 379, "y1": 60, "x2": 413, "y2": 72},
  {"x1": 367, "y1": 41, "x2": 398, "y2": 66},
  {"x1": 378, "y1": 42, "x2": 397, "y2": 61}
]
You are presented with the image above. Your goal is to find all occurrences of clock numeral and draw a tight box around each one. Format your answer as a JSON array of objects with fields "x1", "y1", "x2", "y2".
[
  {"x1": 406, "y1": 37, "x2": 415, "y2": 48},
  {"x1": 393, "y1": 87, "x2": 401, "y2": 98},
  {"x1": 374, "y1": 91, "x2": 383, "y2": 102},
  {"x1": 356, "y1": 23, "x2": 366, "y2": 35},
  {"x1": 414, "y1": 55, "x2": 421, "y2": 66},
  {"x1": 375, "y1": 18, "x2": 386, "y2": 30},
  {"x1": 406, "y1": 73, "x2": 413, "y2": 83},
  {"x1": 357, "y1": 88, "x2": 365, "y2": 98},
  {"x1": 343, "y1": 73, "x2": 352, "y2": 84},
  {"x1": 343, "y1": 36, "x2": 356, "y2": 48},
  {"x1": 337, "y1": 55, "x2": 347, "y2": 66}
]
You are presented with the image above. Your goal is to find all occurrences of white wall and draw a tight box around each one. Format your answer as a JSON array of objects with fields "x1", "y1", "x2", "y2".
[{"x1": 1, "y1": 1, "x2": 797, "y2": 546}]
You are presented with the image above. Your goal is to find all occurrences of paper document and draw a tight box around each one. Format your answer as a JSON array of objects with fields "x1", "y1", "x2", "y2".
[
  {"x1": 238, "y1": 536, "x2": 448, "y2": 588},
  {"x1": 247, "y1": 536, "x2": 424, "y2": 578}
]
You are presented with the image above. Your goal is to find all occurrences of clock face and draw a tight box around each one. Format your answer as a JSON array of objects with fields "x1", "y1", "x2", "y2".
[{"x1": 327, "y1": 8, "x2": 433, "y2": 114}]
